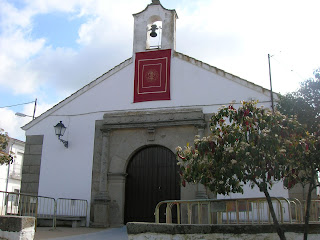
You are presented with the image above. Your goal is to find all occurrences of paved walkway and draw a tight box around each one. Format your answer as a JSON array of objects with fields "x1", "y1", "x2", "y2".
[{"x1": 34, "y1": 226, "x2": 128, "y2": 240}]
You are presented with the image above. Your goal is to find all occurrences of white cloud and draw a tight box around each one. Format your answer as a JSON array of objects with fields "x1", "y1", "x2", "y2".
[
  {"x1": 175, "y1": 0, "x2": 320, "y2": 94},
  {"x1": 0, "y1": 30, "x2": 45, "y2": 94},
  {"x1": 0, "y1": 0, "x2": 46, "y2": 94},
  {"x1": 0, "y1": 100, "x2": 55, "y2": 141},
  {"x1": 0, "y1": 30, "x2": 45, "y2": 60},
  {"x1": 0, "y1": 0, "x2": 33, "y2": 30},
  {"x1": 0, "y1": 0, "x2": 148, "y2": 97},
  {"x1": 0, "y1": 0, "x2": 149, "y2": 141},
  {"x1": 0, "y1": 108, "x2": 29, "y2": 141},
  {"x1": 1, "y1": 0, "x2": 319, "y2": 96},
  {"x1": 77, "y1": 18, "x2": 99, "y2": 46},
  {"x1": 23, "y1": 0, "x2": 88, "y2": 14}
]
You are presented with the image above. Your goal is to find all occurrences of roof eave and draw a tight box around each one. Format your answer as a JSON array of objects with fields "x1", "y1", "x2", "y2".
[
  {"x1": 173, "y1": 51, "x2": 279, "y2": 99},
  {"x1": 22, "y1": 57, "x2": 133, "y2": 131},
  {"x1": 22, "y1": 52, "x2": 279, "y2": 131}
]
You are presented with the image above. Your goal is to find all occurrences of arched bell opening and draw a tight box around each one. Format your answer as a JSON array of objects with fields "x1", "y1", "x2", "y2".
[{"x1": 146, "y1": 15, "x2": 163, "y2": 50}]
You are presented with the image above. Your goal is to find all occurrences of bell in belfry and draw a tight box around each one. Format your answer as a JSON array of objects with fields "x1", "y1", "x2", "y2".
[{"x1": 150, "y1": 24, "x2": 158, "y2": 37}]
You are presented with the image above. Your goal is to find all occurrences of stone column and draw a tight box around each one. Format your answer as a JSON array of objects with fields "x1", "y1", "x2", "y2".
[
  {"x1": 108, "y1": 173, "x2": 127, "y2": 225},
  {"x1": 92, "y1": 130, "x2": 111, "y2": 227},
  {"x1": 21, "y1": 135, "x2": 43, "y2": 196},
  {"x1": 192, "y1": 125, "x2": 209, "y2": 223},
  {"x1": 99, "y1": 131, "x2": 110, "y2": 194},
  {"x1": 195, "y1": 125, "x2": 208, "y2": 199}
]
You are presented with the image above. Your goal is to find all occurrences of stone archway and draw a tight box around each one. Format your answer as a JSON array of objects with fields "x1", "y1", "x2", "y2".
[
  {"x1": 91, "y1": 108, "x2": 205, "y2": 227},
  {"x1": 124, "y1": 145, "x2": 180, "y2": 223}
]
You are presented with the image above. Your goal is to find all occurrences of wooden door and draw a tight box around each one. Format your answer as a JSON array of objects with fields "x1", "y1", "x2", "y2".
[{"x1": 124, "y1": 145, "x2": 180, "y2": 223}]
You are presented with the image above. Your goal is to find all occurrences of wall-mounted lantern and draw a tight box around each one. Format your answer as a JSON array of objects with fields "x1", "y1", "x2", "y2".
[{"x1": 54, "y1": 121, "x2": 68, "y2": 148}]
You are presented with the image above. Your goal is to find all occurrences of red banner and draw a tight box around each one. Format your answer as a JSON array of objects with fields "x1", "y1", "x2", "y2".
[{"x1": 134, "y1": 49, "x2": 171, "y2": 103}]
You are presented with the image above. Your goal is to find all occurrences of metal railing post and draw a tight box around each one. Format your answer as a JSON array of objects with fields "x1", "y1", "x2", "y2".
[{"x1": 153, "y1": 197, "x2": 309, "y2": 226}]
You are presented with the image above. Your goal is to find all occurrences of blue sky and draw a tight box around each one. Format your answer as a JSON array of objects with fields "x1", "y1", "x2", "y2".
[
  {"x1": 32, "y1": 12, "x2": 86, "y2": 49},
  {"x1": 0, "y1": 0, "x2": 319, "y2": 141}
]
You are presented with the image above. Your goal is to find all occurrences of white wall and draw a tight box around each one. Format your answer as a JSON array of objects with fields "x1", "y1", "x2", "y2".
[
  {"x1": 0, "y1": 140, "x2": 24, "y2": 193},
  {"x1": 28, "y1": 113, "x2": 102, "y2": 200},
  {"x1": 47, "y1": 56, "x2": 273, "y2": 117},
  {"x1": 218, "y1": 181, "x2": 289, "y2": 200},
  {"x1": 0, "y1": 165, "x2": 9, "y2": 192},
  {"x1": 25, "y1": 55, "x2": 280, "y2": 215},
  {"x1": 0, "y1": 140, "x2": 25, "y2": 215}
]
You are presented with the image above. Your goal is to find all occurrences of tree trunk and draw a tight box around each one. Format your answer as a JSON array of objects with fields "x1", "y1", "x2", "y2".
[
  {"x1": 303, "y1": 182, "x2": 314, "y2": 240},
  {"x1": 263, "y1": 190, "x2": 287, "y2": 240}
]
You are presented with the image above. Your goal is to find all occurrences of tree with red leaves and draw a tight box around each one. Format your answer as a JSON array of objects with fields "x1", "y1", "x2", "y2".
[
  {"x1": 176, "y1": 101, "x2": 308, "y2": 240},
  {"x1": 0, "y1": 128, "x2": 14, "y2": 165},
  {"x1": 277, "y1": 67, "x2": 320, "y2": 240}
]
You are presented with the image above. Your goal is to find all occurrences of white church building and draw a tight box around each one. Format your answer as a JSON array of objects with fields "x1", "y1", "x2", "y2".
[{"x1": 21, "y1": 1, "x2": 297, "y2": 227}]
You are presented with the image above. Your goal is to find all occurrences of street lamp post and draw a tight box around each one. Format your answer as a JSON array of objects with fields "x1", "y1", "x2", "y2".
[
  {"x1": 268, "y1": 54, "x2": 274, "y2": 113},
  {"x1": 14, "y1": 98, "x2": 37, "y2": 119},
  {"x1": 32, "y1": 98, "x2": 37, "y2": 120},
  {"x1": 4, "y1": 140, "x2": 15, "y2": 214}
]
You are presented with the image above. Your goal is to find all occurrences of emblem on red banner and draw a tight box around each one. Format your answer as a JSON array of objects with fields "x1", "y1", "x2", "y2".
[{"x1": 134, "y1": 49, "x2": 171, "y2": 103}]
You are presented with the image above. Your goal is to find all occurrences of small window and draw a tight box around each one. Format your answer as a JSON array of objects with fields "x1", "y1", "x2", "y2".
[
  {"x1": 7, "y1": 189, "x2": 19, "y2": 206},
  {"x1": 13, "y1": 189, "x2": 19, "y2": 206}
]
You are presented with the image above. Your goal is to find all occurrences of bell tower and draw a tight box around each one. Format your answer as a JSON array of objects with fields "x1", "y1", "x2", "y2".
[{"x1": 132, "y1": 0, "x2": 178, "y2": 54}]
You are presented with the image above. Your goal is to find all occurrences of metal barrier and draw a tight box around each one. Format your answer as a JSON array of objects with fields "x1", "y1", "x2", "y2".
[
  {"x1": 56, "y1": 198, "x2": 88, "y2": 217},
  {"x1": 155, "y1": 197, "x2": 306, "y2": 225},
  {"x1": 55, "y1": 198, "x2": 88, "y2": 227},
  {"x1": 0, "y1": 191, "x2": 88, "y2": 228},
  {"x1": 0, "y1": 191, "x2": 55, "y2": 229},
  {"x1": 36, "y1": 196, "x2": 57, "y2": 228},
  {"x1": 303, "y1": 200, "x2": 320, "y2": 222},
  {"x1": 289, "y1": 198, "x2": 303, "y2": 223}
]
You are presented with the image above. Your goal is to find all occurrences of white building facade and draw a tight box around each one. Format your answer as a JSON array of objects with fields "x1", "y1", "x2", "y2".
[
  {"x1": 0, "y1": 138, "x2": 25, "y2": 214},
  {"x1": 21, "y1": 1, "x2": 289, "y2": 227}
]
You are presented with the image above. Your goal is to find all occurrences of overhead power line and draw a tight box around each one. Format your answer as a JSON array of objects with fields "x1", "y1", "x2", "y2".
[
  {"x1": 0, "y1": 101, "x2": 35, "y2": 109},
  {"x1": 51, "y1": 100, "x2": 275, "y2": 117}
]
